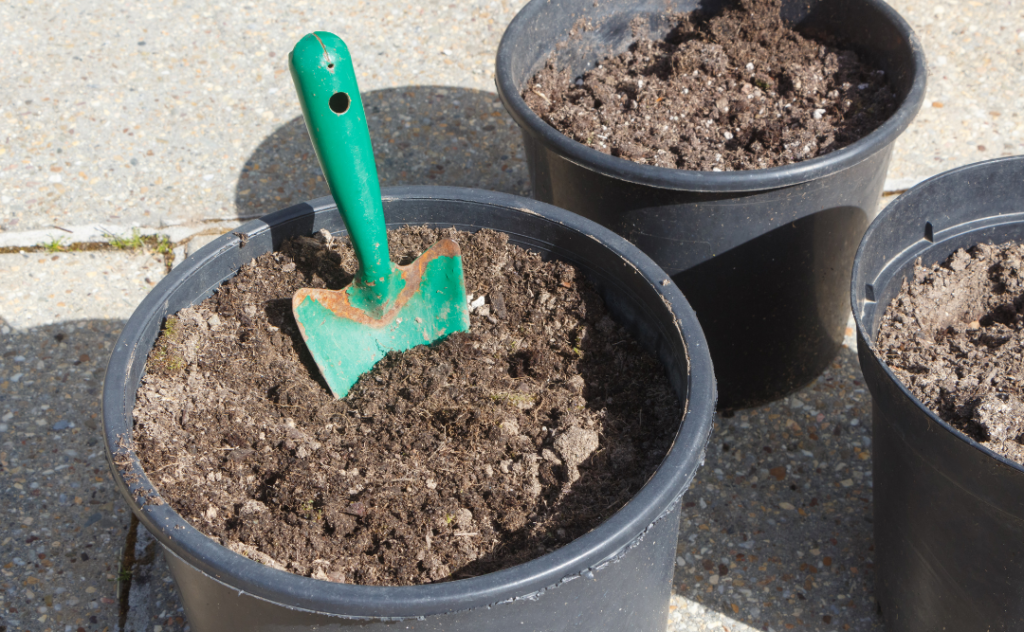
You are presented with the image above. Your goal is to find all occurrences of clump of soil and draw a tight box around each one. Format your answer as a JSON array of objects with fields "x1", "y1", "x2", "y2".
[
  {"x1": 877, "y1": 242, "x2": 1024, "y2": 465},
  {"x1": 132, "y1": 227, "x2": 683, "y2": 586},
  {"x1": 524, "y1": 0, "x2": 896, "y2": 171}
]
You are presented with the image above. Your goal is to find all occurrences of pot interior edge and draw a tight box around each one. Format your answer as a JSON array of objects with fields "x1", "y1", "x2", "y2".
[
  {"x1": 508, "y1": 0, "x2": 918, "y2": 98},
  {"x1": 860, "y1": 216, "x2": 1024, "y2": 339},
  {"x1": 856, "y1": 222, "x2": 1024, "y2": 484},
  {"x1": 119, "y1": 212, "x2": 303, "y2": 418}
]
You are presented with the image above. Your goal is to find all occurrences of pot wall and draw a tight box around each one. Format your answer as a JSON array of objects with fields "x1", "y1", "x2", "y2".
[
  {"x1": 852, "y1": 157, "x2": 1024, "y2": 632},
  {"x1": 163, "y1": 499, "x2": 680, "y2": 631},
  {"x1": 104, "y1": 187, "x2": 717, "y2": 631},
  {"x1": 497, "y1": 0, "x2": 926, "y2": 409}
]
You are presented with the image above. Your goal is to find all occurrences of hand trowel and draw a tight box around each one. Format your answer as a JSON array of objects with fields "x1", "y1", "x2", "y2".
[{"x1": 289, "y1": 32, "x2": 470, "y2": 398}]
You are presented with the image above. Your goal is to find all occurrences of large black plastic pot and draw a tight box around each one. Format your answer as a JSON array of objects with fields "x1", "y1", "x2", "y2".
[
  {"x1": 103, "y1": 187, "x2": 716, "y2": 631},
  {"x1": 852, "y1": 157, "x2": 1024, "y2": 632},
  {"x1": 496, "y1": 0, "x2": 926, "y2": 409}
]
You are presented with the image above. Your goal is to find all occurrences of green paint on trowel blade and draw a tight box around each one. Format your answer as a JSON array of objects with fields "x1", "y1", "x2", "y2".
[
  {"x1": 295, "y1": 253, "x2": 470, "y2": 398},
  {"x1": 345, "y1": 263, "x2": 406, "y2": 320}
]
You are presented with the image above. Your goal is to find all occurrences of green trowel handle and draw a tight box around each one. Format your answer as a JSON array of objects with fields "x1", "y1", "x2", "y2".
[{"x1": 289, "y1": 32, "x2": 390, "y2": 289}]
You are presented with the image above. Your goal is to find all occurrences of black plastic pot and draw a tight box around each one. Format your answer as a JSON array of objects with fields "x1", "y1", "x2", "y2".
[
  {"x1": 852, "y1": 156, "x2": 1024, "y2": 632},
  {"x1": 496, "y1": 0, "x2": 926, "y2": 409},
  {"x1": 104, "y1": 187, "x2": 716, "y2": 631}
]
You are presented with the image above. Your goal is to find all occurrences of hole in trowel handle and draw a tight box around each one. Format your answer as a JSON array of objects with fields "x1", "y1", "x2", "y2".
[{"x1": 329, "y1": 92, "x2": 350, "y2": 114}]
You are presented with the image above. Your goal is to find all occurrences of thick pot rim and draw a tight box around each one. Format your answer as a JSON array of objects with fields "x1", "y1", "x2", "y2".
[
  {"x1": 103, "y1": 186, "x2": 717, "y2": 619},
  {"x1": 494, "y1": 0, "x2": 927, "y2": 194}
]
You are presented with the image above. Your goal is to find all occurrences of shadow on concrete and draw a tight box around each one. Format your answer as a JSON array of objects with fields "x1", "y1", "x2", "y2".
[
  {"x1": 0, "y1": 316, "x2": 149, "y2": 632},
  {"x1": 234, "y1": 86, "x2": 530, "y2": 219},
  {"x1": 670, "y1": 344, "x2": 884, "y2": 632}
]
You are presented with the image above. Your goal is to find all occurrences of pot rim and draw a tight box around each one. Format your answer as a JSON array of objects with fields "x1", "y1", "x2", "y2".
[
  {"x1": 103, "y1": 186, "x2": 717, "y2": 619},
  {"x1": 494, "y1": 0, "x2": 927, "y2": 194},
  {"x1": 851, "y1": 156, "x2": 1024, "y2": 475}
]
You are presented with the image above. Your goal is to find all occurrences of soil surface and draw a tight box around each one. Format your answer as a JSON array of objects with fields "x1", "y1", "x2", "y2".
[
  {"x1": 877, "y1": 242, "x2": 1024, "y2": 465},
  {"x1": 524, "y1": 0, "x2": 896, "y2": 171},
  {"x1": 132, "y1": 227, "x2": 683, "y2": 585}
]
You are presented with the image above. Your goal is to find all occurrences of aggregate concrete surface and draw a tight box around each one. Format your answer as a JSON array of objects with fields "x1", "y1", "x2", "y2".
[{"x1": 0, "y1": 0, "x2": 1021, "y2": 631}]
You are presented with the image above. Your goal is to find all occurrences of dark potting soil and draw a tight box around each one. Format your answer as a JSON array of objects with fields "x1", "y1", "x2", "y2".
[
  {"x1": 877, "y1": 242, "x2": 1024, "y2": 466},
  {"x1": 132, "y1": 227, "x2": 683, "y2": 586},
  {"x1": 523, "y1": 0, "x2": 896, "y2": 171}
]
